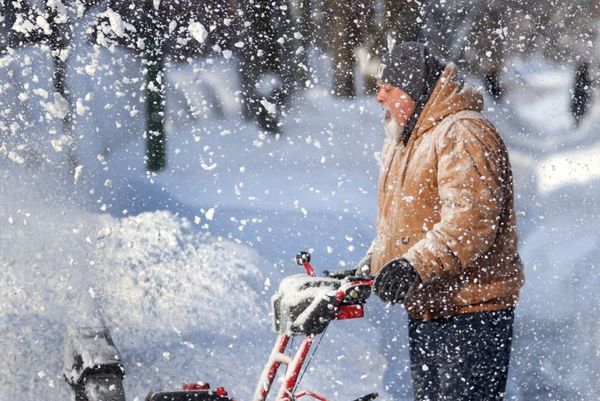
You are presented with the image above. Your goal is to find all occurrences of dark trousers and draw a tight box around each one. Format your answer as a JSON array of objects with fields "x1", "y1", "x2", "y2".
[{"x1": 408, "y1": 309, "x2": 514, "y2": 401}]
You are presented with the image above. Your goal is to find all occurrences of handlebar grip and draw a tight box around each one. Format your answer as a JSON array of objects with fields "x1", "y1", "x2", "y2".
[{"x1": 294, "y1": 251, "x2": 311, "y2": 265}]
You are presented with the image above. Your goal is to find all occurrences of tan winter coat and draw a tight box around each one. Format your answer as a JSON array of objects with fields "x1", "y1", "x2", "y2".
[{"x1": 370, "y1": 63, "x2": 525, "y2": 320}]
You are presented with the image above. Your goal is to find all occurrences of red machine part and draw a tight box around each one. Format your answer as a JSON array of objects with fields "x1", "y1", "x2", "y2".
[
  {"x1": 182, "y1": 382, "x2": 210, "y2": 391},
  {"x1": 215, "y1": 387, "x2": 229, "y2": 397},
  {"x1": 303, "y1": 262, "x2": 315, "y2": 277},
  {"x1": 335, "y1": 304, "x2": 364, "y2": 320},
  {"x1": 252, "y1": 253, "x2": 374, "y2": 401},
  {"x1": 295, "y1": 252, "x2": 315, "y2": 276},
  {"x1": 334, "y1": 279, "x2": 374, "y2": 304},
  {"x1": 276, "y1": 335, "x2": 314, "y2": 401}
]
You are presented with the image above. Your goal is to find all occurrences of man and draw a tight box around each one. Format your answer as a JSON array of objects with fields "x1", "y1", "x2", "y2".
[{"x1": 356, "y1": 42, "x2": 525, "y2": 400}]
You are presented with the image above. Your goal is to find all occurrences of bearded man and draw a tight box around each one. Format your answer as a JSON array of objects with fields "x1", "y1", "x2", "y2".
[{"x1": 355, "y1": 42, "x2": 525, "y2": 401}]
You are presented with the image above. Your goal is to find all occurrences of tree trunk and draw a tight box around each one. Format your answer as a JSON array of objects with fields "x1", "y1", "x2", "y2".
[
  {"x1": 297, "y1": 0, "x2": 312, "y2": 85},
  {"x1": 326, "y1": 0, "x2": 358, "y2": 97},
  {"x1": 145, "y1": 45, "x2": 166, "y2": 172},
  {"x1": 52, "y1": 54, "x2": 78, "y2": 172},
  {"x1": 47, "y1": 1, "x2": 78, "y2": 174},
  {"x1": 571, "y1": 62, "x2": 592, "y2": 126},
  {"x1": 364, "y1": 0, "x2": 423, "y2": 95}
]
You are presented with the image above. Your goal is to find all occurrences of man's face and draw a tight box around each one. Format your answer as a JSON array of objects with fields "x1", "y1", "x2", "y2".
[{"x1": 376, "y1": 81, "x2": 416, "y2": 130}]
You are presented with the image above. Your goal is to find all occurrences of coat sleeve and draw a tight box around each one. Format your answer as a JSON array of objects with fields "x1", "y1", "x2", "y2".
[{"x1": 404, "y1": 118, "x2": 508, "y2": 283}]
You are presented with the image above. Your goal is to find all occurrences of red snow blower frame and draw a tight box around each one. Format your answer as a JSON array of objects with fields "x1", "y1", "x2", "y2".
[
  {"x1": 64, "y1": 252, "x2": 377, "y2": 401},
  {"x1": 250, "y1": 251, "x2": 376, "y2": 401}
]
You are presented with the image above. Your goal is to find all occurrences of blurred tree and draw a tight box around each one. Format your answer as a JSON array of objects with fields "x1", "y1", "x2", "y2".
[
  {"x1": 572, "y1": 62, "x2": 592, "y2": 127},
  {"x1": 562, "y1": 1, "x2": 599, "y2": 126},
  {"x1": 235, "y1": 0, "x2": 301, "y2": 134},
  {"x1": 321, "y1": 0, "x2": 423, "y2": 97},
  {"x1": 323, "y1": 0, "x2": 367, "y2": 97},
  {"x1": 421, "y1": 0, "x2": 507, "y2": 100},
  {"x1": 296, "y1": 0, "x2": 311, "y2": 85},
  {"x1": 516, "y1": 0, "x2": 600, "y2": 124},
  {"x1": 92, "y1": 0, "x2": 233, "y2": 171},
  {"x1": 363, "y1": 0, "x2": 424, "y2": 95},
  {"x1": 0, "y1": 0, "x2": 101, "y2": 173}
]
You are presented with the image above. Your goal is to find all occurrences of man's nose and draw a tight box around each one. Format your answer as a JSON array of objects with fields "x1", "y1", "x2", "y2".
[{"x1": 376, "y1": 88, "x2": 385, "y2": 103}]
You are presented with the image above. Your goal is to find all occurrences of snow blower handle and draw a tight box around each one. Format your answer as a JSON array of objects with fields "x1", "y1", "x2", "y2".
[
  {"x1": 323, "y1": 269, "x2": 375, "y2": 281},
  {"x1": 322, "y1": 268, "x2": 356, "y2": 279},
  {"x1": 295, "y1": 251, "x2": 315, "y2": 276}
]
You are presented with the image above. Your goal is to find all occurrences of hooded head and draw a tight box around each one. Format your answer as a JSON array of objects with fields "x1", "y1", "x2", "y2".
[
  {"x1": 377, "y1": 42, "x2": 446, "y2": 143},
  {"x1": 378, "y1": 42, "x2": 446, "y2": 103}
]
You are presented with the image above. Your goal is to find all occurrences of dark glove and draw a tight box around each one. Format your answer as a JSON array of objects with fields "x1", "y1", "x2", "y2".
[
  {"x1": 353, "y1": 253, "x2": 372, "y2": 277},
  {"x1": 373, "y1": 258, "x2": 418, "y2": 304}
]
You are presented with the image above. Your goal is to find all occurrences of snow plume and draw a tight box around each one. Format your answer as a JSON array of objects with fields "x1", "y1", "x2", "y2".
[
  {"x1": 0, "y1": 173, "x2": 104, "y2": 401},
  {"x1": 0, "y1": 172, "x2": 268, "y2": 401},
  {"x1": 95, "y1": 212, "x2": 269, "y2": 399}
]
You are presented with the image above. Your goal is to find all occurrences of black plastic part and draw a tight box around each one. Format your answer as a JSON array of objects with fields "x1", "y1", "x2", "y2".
[
  {"x1": 323, "y1": 269, "x2": 356, "y2": 279},
  {"x1": 146, "y1": 390, "x2": 232, "y2": 401},
  {"x1": 294, "y1": 251, "x2": 311, "y2": 265},
  {"x1": 351, "y1": 392, "x2": 379, "y2": 401},
  {"x1": 272, "y1": 284, "x2": 336, "y2": 335},
  {"x1": 64, "y1": 326, "x2": 126, "y2": 401},
  {"x1": 340, "y1": 284, "x2": 372, "y2": 306}
]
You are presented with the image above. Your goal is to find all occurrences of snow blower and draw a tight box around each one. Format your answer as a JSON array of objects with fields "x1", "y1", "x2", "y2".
[{"x1": 64, "y1": 251, "x2": 378, "y2": 401}]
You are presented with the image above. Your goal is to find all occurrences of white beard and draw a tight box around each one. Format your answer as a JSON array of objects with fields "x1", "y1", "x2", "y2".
[{"x1": 384, "y1": 117, "x2": 404, "y2": 142}]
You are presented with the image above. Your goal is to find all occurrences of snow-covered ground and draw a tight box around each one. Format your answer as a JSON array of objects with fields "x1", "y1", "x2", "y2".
[{"x1": 1, "y1": 24, "x2": 600, "y2": 401}]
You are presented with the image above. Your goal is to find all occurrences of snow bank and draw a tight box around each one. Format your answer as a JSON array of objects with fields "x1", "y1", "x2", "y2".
[
  {"x1": 97, "y1": 210, "x2": 267, "y2": 341},
  {"x1": 536, "y1": 143, "x2": 600, "y2": 194}
]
